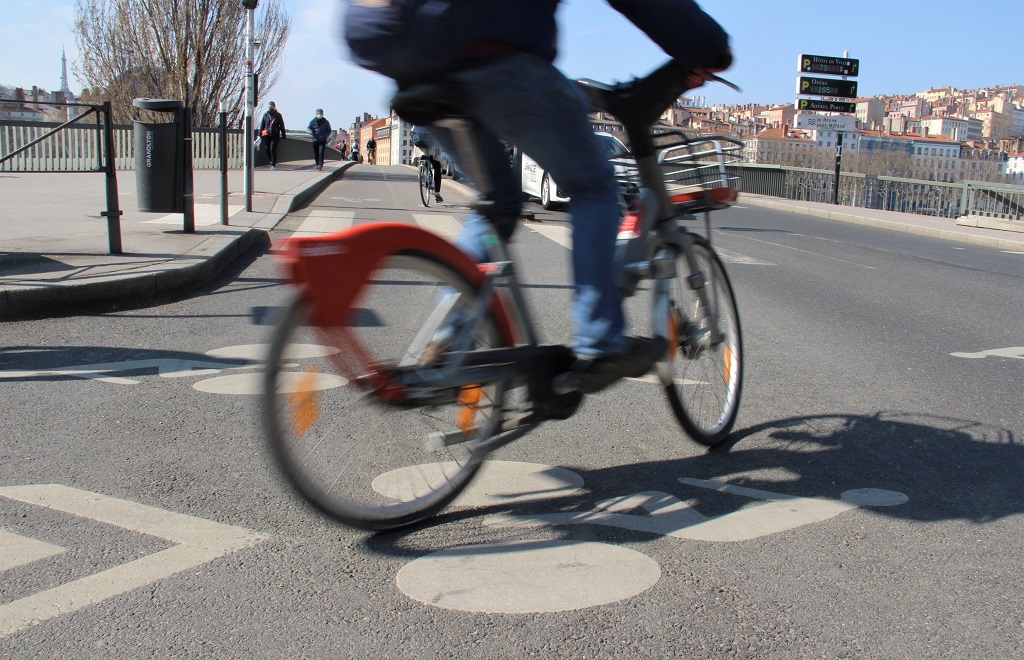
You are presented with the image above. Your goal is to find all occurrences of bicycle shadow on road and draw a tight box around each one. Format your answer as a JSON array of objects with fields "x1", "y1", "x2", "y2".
[{"x1": 363, "y1": 411, "x2": 1021, "y2": 554}]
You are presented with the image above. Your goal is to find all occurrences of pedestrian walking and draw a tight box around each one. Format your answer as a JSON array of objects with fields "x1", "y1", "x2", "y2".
[
  {"x1": 259, "y1": 101, "x2": 287, "y2": 169},
  {"x1": 307, "y1": 109, "x2": 332, "y2": 171},
  {"x1": 339, "y1": 141, "x2": 348, "y2": 160}
]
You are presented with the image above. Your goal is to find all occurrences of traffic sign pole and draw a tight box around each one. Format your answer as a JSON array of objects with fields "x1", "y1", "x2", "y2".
[
  {"x1": 833, "y1": 131, "x2": 844, "y2": 205},
  {"x1": 796, "y1": 51, "x2": 860, "y2": 206}
]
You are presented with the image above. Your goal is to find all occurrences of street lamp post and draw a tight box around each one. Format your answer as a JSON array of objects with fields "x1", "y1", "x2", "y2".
[{"x1": 242, "y1": 1, "x2": 259, "y2": 212}]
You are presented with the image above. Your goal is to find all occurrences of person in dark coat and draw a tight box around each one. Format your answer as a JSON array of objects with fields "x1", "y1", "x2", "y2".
[
  {"x1": 259, "y1": 101, "x2": 287, "y2": 169},
  {"x1": 307, "y1": 109, "x2": 332, "y2": 171}
]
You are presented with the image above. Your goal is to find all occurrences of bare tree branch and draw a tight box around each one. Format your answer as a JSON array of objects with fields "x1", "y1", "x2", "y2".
[{"x1": 73, "y1": 0, "x2": 290, "y2": 127}]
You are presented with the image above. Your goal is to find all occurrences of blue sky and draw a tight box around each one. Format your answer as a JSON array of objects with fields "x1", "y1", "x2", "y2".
[{"x1": 2, "y1": 0, "x2": 1022, "y2": 131}]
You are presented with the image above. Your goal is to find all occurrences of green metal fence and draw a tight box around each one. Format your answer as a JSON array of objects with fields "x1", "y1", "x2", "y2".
[{"x1": 0, "y1": 119, "x2": 245, "y2": 172}]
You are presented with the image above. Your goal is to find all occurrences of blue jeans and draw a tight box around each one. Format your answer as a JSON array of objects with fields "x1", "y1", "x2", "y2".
[{"x1": 426, "y1": 53, "x2": 628, "y2": 359}]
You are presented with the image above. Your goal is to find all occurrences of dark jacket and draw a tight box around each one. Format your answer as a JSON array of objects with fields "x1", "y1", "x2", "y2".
[
  {"x1": 345, "y1": 0, "x2": 729, "y2": 83},
  {"x1": 307, "y1": 116, "x2": 332, "y2": 142},
  {"x1": 260, "y1": 109, "x2": 286, "y2": 140}
]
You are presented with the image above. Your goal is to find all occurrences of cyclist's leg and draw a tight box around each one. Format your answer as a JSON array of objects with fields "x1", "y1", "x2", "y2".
[
  {"x1": 425, "y1": 119, "x2": 522, "y2": 262},
  {"x1": 450, "y1": 53, "x2": 628, "y2": 359},
  {"x1": 431, "y1": 158, "x2": 442, "y2": 193}
]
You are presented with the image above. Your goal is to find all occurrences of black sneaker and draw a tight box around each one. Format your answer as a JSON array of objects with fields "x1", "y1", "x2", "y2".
[
  {"x1": 434, "y1": 193, "x2": 444, "y2": 202},
  {"x1": 570, "y1": 336, "x2": 667, "y2": 394}
]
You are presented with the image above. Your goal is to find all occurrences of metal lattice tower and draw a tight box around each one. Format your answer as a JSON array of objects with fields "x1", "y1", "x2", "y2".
[{"x1": 60, "y1": 47, "x2": 71, "y2": 97}]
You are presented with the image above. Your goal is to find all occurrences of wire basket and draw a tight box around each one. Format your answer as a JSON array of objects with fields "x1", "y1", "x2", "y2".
[{"x1": 612, "y1": 133, "x2": 743, "y2": 213}]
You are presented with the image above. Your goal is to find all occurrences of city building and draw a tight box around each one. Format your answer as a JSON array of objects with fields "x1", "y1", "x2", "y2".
[
  {"x1": 919, "y1": 115, "x2": 983, "y2": 142},
  {"x1": 854, "y1": 97, "x2": 885, "y2": 128}
]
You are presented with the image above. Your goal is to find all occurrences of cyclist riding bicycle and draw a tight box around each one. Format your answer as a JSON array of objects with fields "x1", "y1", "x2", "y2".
[
  {"x1": 366, "y1": 137, "x2": 377, "y2": 164},
  {"x1": 413, "y1": 126, "x2": 445, "y2": 202},
  {"x1": 345, "y1": 0, "x2": 732, "y2": 393}
]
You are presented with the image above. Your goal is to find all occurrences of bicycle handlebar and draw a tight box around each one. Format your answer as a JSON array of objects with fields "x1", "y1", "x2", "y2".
[{"x1": 577, "y1": 61, "x2": 738, "y2": 158}]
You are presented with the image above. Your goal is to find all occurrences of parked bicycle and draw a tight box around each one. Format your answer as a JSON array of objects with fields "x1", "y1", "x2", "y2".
[{"x1": 263, "y1": 61, "x2": 744, "y2": 531}]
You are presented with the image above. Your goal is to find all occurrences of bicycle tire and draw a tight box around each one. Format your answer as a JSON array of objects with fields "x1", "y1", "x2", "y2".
[
  {"x1": 263, "y1": 253, "x2": 512, "y2": 530},
  {"x1": 663, "y1": 236, "x2": 743, "y2": 446},
  {"x1": 419, "y1": 164, "x2": 432, "y2": 207}
]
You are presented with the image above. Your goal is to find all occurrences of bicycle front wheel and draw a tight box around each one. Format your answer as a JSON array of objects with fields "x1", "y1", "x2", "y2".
[
  {"x1": 664, "y1": 237, "x2": 743, "y2": 446},
  {"x1": 419, "y1": 165, "x2": 432, "y2": 207},
  {"x1": 263, "y1": 253, "x2": 511, "y2": 530}
]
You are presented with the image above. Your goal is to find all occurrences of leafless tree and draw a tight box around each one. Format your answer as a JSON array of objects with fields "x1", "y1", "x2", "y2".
[{"x1": 73, "y1": 0, "x2": 290, "y2": 126}]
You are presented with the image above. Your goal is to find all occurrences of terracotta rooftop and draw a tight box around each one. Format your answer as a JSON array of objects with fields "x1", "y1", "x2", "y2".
[{"x1": 754, "y1": 126, "x2": 814, "y2": 142}]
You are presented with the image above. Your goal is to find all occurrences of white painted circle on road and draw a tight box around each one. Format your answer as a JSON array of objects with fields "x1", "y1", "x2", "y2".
[
  {"x1": 396, "y1": 540, "x2": 660, "y2": 613},
  {"x1": 372, "y1": 461, "x2": 584, "y2": 508},
  {"x1": 206, "y1": 344, "x2": 340, "y2": 361},
  {"x1": 840, "y1": 488, "x2": 909, "y2": 506},
  {"x1": 192, "y1": 371, "x2": 346, "y2": 395}
]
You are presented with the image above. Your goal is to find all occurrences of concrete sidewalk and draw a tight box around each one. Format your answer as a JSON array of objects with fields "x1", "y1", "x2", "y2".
[
  {"x1": 2, "y1": 162, "x2": 1021, "y2": 320},
  {"x1": 1, "y1": 160, "x2": 353, "y2": 319}
]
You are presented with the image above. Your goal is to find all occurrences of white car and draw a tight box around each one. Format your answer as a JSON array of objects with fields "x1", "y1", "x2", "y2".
[{"x1": 521, "y1": 132, "x2": 631, "y2": 210}]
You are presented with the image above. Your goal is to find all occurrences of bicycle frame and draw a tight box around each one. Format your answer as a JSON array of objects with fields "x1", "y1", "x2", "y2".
[{"x1": 278, "y1": 61, "x2": 738, "y2": 448}]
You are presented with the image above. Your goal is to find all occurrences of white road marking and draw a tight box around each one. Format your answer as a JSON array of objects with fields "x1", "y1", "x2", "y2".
[
  {"x1": 1002, "y1": 250, "x2": 1024, "y2": 255},
  {"x1": 396, "y1": 540, "x2": 660, "y2": 613},
  {"x1": 141, "y1": 204, "x2": 244, "y2": 226},
  {"x1": 712, "y1": 247, "x2": 774, "y2": 266},
  {"x1": 193, "y1": 371, "x2": 346, "y2": 395},
  {"x1": 525, "y1": 222, "x2": 573, "y2": 249},
  {"x1": 737, "y1": 234, "x2": 876, "y2": 269},
  {"x1": 0, "y1": 530, "x2": 67, "y2": 572},
  {"x1": 524, "y1": 222, "x2": 770, "y2": 267},
  {"x1": 205, "y1": 344, "x2": 338, "y2": 361},
  {"x1": 291, "y1": 210, "x2": 355, "y2": 237},
  {"x1": 628, "y1": 373, "x2": 702, "y2": 386},
  {"x1": 373, "y1": 461, "x2": 584, "y2": 508},
  {"x1": 0, "y1": 484, "x2": 267, "y2": 638},
  {"x1": 950, "y1": 346, "x2": 1024, "y2": 360},
  {"x1": 0, "y1": 358, "x2": 251, "y2": 385},
  {"x1": 488, "y1": 479, "x2": 906, "y2": 543},
  {"x1": 412, "y1": 213, "x2": 462, "y2": 241}
]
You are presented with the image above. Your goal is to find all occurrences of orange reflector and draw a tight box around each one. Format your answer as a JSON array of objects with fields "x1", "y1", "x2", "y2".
[
  {"x1": 457, "y1": 385, "x2": 483, "y2": 436},
  {"x1": 289, "y1": 367, "x2": 320, "y2": 439},
  {"x1": 723, "y1": 345, "x2": 733, "y2": 385}
]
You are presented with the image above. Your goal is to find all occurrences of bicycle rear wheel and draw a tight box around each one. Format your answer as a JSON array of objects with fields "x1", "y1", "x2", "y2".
[
  {"x1": 419, "y1": 165, "x2": 432, "y2": 207},
  {"x1": 664, "y1": 236, "x2": 743, "y2": 446},
  {"x1": 263, "y1": 253, "x2": 511, "y2": 530}
]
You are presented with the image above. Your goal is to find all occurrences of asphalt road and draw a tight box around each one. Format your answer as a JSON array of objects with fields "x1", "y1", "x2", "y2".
[{"x1": 2, "y1": 165, "x2": 1022, "y2": 657}]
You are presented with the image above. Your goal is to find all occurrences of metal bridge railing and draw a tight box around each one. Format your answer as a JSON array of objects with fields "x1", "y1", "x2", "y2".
[
  {"x1": 0, "y1": 119, "x2": 245, "y2": 172},
  {"x1": 727, "y1": 163, "x2": 1023, "y2": 223}
]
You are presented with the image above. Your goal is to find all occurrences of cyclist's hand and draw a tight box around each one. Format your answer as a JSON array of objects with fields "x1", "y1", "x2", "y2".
[{"x1": 685, "y1": 47, "x2": 733, "y2": 89}]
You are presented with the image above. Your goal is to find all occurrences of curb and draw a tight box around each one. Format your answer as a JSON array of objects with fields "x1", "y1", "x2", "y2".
[
  {"x1": 740, "y1": 194, "x2": 1024, "y2": 250},
  {"x1": 0, "y1": 162, "x2": 355, "y2": 320}
]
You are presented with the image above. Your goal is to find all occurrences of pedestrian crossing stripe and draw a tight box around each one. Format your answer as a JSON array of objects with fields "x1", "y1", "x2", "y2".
[
  {"x1": 291, "y1": 210, "x2": 355, "y2": 237},
  {"x1": 411, "y1": 214, "x2": 462, "y2": 241}
]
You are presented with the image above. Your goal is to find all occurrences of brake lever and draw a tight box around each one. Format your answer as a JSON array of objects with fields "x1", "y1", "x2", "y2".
[{"x1": 707, "y1": 74, "x2": 741, "y2": 93}]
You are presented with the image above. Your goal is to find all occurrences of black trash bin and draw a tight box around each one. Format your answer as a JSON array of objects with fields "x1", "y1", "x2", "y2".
[{"x1": 133, "y1": 99, "x2": 185, "y2": 213}]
